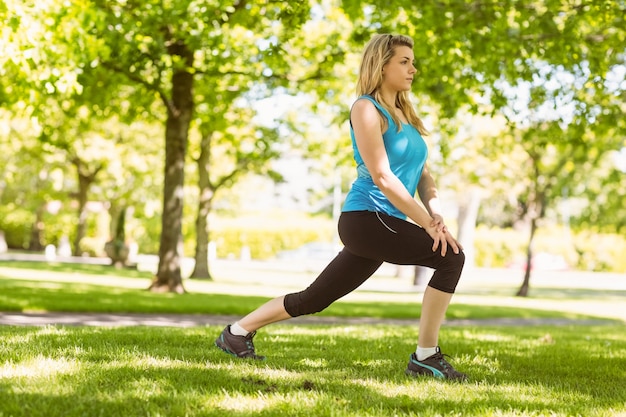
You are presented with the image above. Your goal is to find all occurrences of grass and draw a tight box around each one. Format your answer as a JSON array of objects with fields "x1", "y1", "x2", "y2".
[
  {"x1": 0, "y1": 260, "x2": 625, "y2": 416},
  {"x1": 0, "y1": 260, "x2": 615, "y2": 321},
  {"x1": 1, "y1": 325, "x2": 625, "y2": 416}
]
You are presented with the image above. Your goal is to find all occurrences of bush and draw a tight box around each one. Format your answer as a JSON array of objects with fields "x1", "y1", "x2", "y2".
[
  {"x1": 41, "y1": 210, "x2": 78, "y2": 248},
  {"x1": 573, "y1": 231, "x2": 626, "y2": 272},
  {"x1": 131, "y1": 211, "x2": 337, "y2": 260},
  {"x1": 0, "y1": 204, "x2": 104, "y2": 254},
  {"x1": 211, "y1": 227, "x2": 331, "y2": 260},
  {"x1": 0, "y1": 205, "x2": 33, "y2": 249},
  {"x1": 133, "y1": 215, "x2": 161, "y2": 255},
  {"x1": 473, "y1": 225, "x2": 626, "y2": 273},
  {"x1": 474, "y1": 226, "x2": 527, "y2": 268},
  {"x1": 209, "y1": 212, "x2": 336, "y2": 260}
]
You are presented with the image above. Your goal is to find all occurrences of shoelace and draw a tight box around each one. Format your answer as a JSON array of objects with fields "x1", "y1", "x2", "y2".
[
  {"x1": 431, "y1": 352, "x2": 454, "y2": 370},
  {"x1": 244, "y1": 331, "x2": 257, "y2": 352}
]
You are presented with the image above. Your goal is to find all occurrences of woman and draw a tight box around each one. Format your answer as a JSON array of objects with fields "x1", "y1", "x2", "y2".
[{"x1": 215, "y1": 34, "x2": 467, "y2": 381}]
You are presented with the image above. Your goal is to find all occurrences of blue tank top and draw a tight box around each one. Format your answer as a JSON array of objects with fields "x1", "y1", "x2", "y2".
[{"x1": 342, "y1": 95, "x2": 428, "y2": 220}]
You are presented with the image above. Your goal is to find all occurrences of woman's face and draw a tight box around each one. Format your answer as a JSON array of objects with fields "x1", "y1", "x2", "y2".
[{"x1": 381, "y1": 46, "x2": 417, "y2": 92}]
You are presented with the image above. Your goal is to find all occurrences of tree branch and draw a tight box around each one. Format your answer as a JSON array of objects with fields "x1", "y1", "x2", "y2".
[{"x1": 100, "y1": 61, "x2": 176, "y2": 116}]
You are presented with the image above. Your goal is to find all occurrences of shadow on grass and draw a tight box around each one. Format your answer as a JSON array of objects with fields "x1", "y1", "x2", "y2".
[{"x1": 0, "y1": 326, "x2": 624, "y2": 417}]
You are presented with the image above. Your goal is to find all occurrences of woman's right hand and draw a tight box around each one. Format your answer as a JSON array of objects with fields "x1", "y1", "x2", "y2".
[
  {"x1": 426, "y1": 225, "x2": 446, "y2": 256},
  {"x1": 425, "y1": 224, "x2": 461, "y2": 257}
]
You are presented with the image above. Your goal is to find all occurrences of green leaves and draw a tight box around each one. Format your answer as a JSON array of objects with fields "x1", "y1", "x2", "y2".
[{"x1": 1, "y1": 0, "x2": 624, "y2": 263}]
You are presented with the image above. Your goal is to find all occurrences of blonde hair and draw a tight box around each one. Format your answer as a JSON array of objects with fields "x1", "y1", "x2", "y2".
[{"x1": 356, "y1": 34, "x2": 428, "y2": 135}]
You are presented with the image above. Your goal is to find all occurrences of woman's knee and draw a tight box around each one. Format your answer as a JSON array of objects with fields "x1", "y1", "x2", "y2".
[
  {"x1": 429, "y1": 250, "x2": 465, "y2": 293},
  {"x1": 283, "y1": 291, "x2": 332, "y2": 317},
  {"x1": 448, "y1": 250, "x2": 465, "y2": 271}
]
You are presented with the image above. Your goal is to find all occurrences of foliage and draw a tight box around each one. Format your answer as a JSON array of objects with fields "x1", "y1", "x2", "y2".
[
  {"x1": 208, "y1": 211, "x2": 336, "y2": 260},
  {"x1": 573, "y1": 230, "x2": 626, "y2": 272},
  {"x1": 211, "y1": 227, "x2": 331, "y2": 260},
  {"x1": 0, "y1": 205, "x2": 32, "y2": 249},
  {"x1": 473, "y1": 225, "x2": 626, "y2": 272},
  {"x1": 0, "y1": 204, "x2": 91, "y2": 252},
  {"x1": 1, "y1": 1, "x2": 624, "y2": 288},
  {"x1": 571, "y1": 158, "x2": 626, "y2": 233}
]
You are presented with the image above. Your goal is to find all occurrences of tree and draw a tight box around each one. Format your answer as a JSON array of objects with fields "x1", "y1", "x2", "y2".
[
  {"x1": 188, "y1": 1, "x2": 356, "y2": 279},
  {"x1": 1, "y1": 0, "x2": 161, "y2": 256},
  {"x1": 68, "y1": 0, "x2": 312, "y2": 292},
  {"x1": 0, "y1": 112, "x2": 70, "y2": 250},
  {"x1": 189, "y1": 104, "x2": 284, "y2": 279}
]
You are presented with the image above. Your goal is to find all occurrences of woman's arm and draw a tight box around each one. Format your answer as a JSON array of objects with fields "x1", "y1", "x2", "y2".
[
  {"x1": 351, "y1": 99, "x2": 449, "y2": 255},
  {"x1": 417, "y1": 164, "x2": 463, "y2": 252},
  {"x1": 417, "y1": 164, "x2": 443, "y2": 222}
]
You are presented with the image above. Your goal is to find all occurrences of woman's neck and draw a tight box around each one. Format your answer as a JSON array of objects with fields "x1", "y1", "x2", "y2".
[{"x1": 378, "y1": 87, "x2": 398, "y2": 108}]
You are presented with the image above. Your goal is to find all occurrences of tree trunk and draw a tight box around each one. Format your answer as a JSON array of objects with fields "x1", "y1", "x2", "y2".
[
  {"x1": 73, "y1": 173, "x2": 89, "y2": 256},
  {"x1": 71, "y1": 159, "x2": 102, "y2": 256},
  {"x1": 150, "y1": 40, "x2": 194, "y2": 294},
  {"x1": 29, "y1": 204, "x2": 45, "y2": 251},
  {"x1": 516, "y1": 157, "x2": 547, "y2": 298},
  {"x1": 456, "y1": 187, "x2": 481, "y2": 269},
  {"x1": 516, "y1": 215, "x2": 537, "y2": 297},
  {"x1": 190, "y1": 132, "x2": 214, "y2": 279}
]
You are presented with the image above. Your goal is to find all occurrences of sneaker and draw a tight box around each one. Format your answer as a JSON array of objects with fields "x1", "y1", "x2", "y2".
[
  {"x1": 215, "y1": 325, "x2": 266, "y2": 360},
  {"x1": 405, "y1": 347, "x2": 467, "y2": 381}
]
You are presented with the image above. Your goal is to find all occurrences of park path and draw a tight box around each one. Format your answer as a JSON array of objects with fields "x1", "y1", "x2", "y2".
[{"x1": 0, "y1": 312, "x2": 615, "y2": 328}]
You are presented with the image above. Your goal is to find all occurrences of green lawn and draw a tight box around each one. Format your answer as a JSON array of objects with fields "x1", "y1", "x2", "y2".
[
  {"x1": 0, "y1": 260, "x2": 625, "y2": 416},
  {"x1": 1, "y1": 324, "x2": 625, "y2": 417},
  {"x1": 0, "y1": 260, "x2": 615, "y2": 321}
]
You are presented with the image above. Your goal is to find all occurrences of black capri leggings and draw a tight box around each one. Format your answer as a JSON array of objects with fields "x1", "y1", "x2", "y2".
[{"x1": 283, "y1": 211, "x2": 465, "y2": 317}]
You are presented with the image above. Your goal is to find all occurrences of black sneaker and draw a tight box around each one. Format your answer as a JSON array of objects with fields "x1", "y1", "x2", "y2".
[
  {"x1": 405, "y1": 347, "x2": 467, "y2": 381},
  {"x1": 215, "y1": 325, "x2": 266, "y2": 360}
]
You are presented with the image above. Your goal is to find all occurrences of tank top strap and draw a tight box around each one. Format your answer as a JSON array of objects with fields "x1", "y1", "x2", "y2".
[{"x1": 357, "y1": 95, "x2": 397, "y2": 131}]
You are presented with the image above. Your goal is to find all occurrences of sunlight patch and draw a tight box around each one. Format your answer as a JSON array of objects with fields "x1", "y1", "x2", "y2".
[
  {"x1": 297, "y1": 357, "x2": 328, "y2": 368},
  {"x1": 205, "y1": 361, "x2": 299, "y2": 380},
  {"x1": 461, "y1": 331, "x2": 514, "y2": 342},
  {"x1": 217, "y1": 392, "x2": 272, "y2": 413},
  {"x1": 36, "y1": 326, "x2": 71, "y2": 336},
  {"x1": 259, "y1": 368, "x2": 299, "y2": 379},
  {"x1": 216, "y1": 392, "x2": 318, "y2": 413},
  {"x1": 3, "y1": 332, "x2": 37, "y2": 347},
  {"x1": 0, "y1": 356, "x2": 79, "y2": 379},
  {"x1": 103, "y1": 356, "x2": 194, "y2": 371},
  {"x1": 353, "y1": 359, "x2": 389, "y2": 367},
  {"x1": 128, "y1": 376, "x2": 165, "y2": 397},
  {"x1": 349, "y1": 377, "x2": 426, "y2": 399},
  {"x1": 271, "y1": 327, "x2": 335, "y2": 336}
]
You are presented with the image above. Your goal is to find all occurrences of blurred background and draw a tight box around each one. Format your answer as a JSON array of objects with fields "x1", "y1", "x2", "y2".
[{"x1": 0, "y1": 0, "x2": 624, "y2": 295}]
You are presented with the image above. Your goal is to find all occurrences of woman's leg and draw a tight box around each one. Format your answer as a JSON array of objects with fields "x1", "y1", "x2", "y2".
[
  {"x1": 216, "y1": 242, "x2": 381, "y2": 359},
  {"x1": 340, "y1": 211, "x2": 465, "y2": 294},
  {"x1": 239, "y1": 247, "x2": 383, "y2": 332},
  {"x1": 238, "y1": 296, "x2": 291, "y2": 332},
  {"x1": 339, "y1": 211, "x2": 466, "y2": 378},
  {"x1": 417, "y1": 286, "x2": 453, "y2": 348}
]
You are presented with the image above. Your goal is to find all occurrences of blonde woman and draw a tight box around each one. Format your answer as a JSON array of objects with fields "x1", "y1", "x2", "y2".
[{"x1": 215, "y1": 34, "x2": 467, "y2": 381}]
